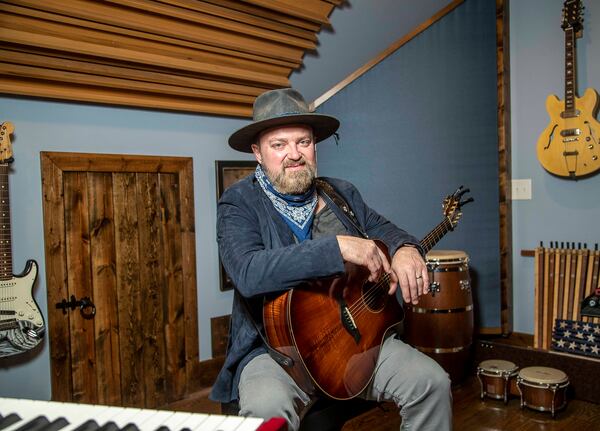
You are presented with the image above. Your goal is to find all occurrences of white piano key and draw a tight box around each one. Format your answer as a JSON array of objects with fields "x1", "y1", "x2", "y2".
[
  {"x1": 231, "y1": 418, "x2": 264, "y2": 431},
  {"x1": 103, "y1": 407, "x2": 144, "y2": 427},
  {"x1": 211, "y1": 416, "x2": 244, "y2": 431},
  {"x1": 193, "y1": 415, "x2": 228, "y2": 431},
  {"x1": 170, "y1": 411, "x2": 208, "y2": 430},
  {"x1": 135, "y1": 410, "x2": 174, "y2": 431}
]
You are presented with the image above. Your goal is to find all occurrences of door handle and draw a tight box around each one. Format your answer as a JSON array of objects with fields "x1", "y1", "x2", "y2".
[{"x1": 55, "y1": 295, "x2": 96, "y2": 320}]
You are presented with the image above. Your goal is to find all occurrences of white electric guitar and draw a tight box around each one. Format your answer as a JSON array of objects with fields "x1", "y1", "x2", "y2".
[{"x1": 0, "y1": 121, "x2": 44, "y2": 358}]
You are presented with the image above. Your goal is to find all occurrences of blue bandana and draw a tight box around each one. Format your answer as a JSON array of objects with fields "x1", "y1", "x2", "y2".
[{"x1": 255, "y1": 164, "x2": 317, "y2": 242}]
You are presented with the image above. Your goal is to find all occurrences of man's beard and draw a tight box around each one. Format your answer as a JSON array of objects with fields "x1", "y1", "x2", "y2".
[{"x1": 264, "y1": 159, "x2": 316, "y2": 195}]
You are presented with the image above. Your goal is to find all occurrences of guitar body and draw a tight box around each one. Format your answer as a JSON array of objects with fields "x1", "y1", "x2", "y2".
[
  {"x1": 263, "y1": 259, "x2": 403, "y2": 400},
  {"x1": 0, "y1": 259, "x2": 45, "y2": 357},
  {"x1": 536, "y1": 88, "x2": 600, "y2": 178}
]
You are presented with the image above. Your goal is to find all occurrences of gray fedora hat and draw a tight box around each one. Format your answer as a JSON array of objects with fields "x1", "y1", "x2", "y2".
[{"x1": 228, "y1": 88, "x2": 340, "y2": 153}]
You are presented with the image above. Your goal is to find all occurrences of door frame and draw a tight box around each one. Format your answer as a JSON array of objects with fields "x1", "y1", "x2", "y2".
[{"x1": 40, "y1": 151, "x2": 200, "y2": 402}]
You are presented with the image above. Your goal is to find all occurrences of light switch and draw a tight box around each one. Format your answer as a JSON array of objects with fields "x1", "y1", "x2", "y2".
[{"x1": 511, "y1": 179, "x2": 532, "y2": 200}]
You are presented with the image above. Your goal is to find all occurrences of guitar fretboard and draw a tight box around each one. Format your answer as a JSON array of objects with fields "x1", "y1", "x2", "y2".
[
  {"x1": 420, "y1": 218, "x2": 454, "y2": 254},
  {"x1": 564, "y1": 27, "x2": 578, "y2": 116},
  {"x1": 0, "y1": 164, "x2": 12, "y2": 280}
]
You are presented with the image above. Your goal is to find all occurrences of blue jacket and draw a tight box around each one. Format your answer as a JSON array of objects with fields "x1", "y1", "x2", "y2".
[{"x1": 209, "y1": 174, "x2": 420, "y2": 403}]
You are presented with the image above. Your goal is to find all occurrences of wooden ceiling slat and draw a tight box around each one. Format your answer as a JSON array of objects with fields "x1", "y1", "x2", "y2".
[
  {"x1": 156, "y1": 0, "x2": 317, "y2": 42},
  {"x1": 203, "y1": 0, "x2": 321, "y2": 32},
  {"x1": 0, "y1": 76, "x2": 253, "y2": 117},
  {"x1": 0, "y1": 28, "x2": 290, "y2": 87},
  {"x1": 102, "y1": 0, "x2": 316, "y2": 50},
  {"x1": 1, "y1": 3, "x2": 300, "y2": 70},
  {"x1": 240, "y1": 0, "x2": 333, "y2": 25},
  {"x1": 0, "y1": 62, "x2": 257, "y2": 104},
  {"x1": 0, "y1": 0, "x2": 339, "y2": 117},
  {"x1": 1, "y1": 13, "x2": 294, "y2": 78},
  {"x1": 7, "y1": 0, "x2": 304, "y2": 63},
  {"x1": 0, "y1": 48, "x2": 269, "y2": 96}
]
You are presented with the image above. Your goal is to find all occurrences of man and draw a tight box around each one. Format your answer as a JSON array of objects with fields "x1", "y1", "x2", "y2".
[{"x1": 210, "y1": 88, "x2": 452, "y2": 430}]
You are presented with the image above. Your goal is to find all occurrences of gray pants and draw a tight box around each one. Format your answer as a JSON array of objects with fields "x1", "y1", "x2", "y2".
[{"x1": 238, "y1": 336, "x2": 452, "y2": 431}]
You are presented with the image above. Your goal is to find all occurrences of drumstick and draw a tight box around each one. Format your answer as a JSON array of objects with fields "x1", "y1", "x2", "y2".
[
  {"x1": 534, "y1": 246, "x2": 544, "y2": 349},
  {"x1": 542, "y1": 246, "x2": 551, "y2": 349},
  {"x1": 559, "y1": 246, "x2": 570, "y2": 320},
  {"x1": 551, "y1": 246, "x2": 564, "y2": 347},
  {"x1": 572, "y1": 247, "x2": 587, "y2": 320},
  {"x1": 545, "y1": 246, "x2": 556, "y2": 350},
  {"x1": 562, "y1": 244, "x2": 577, "y2": 319},
  {"x1": 591, "y1": 249, "x2": 600, "y2": 324},
  {"x1": 582, "y1": 248, "x2": 598, "y2": 323}
]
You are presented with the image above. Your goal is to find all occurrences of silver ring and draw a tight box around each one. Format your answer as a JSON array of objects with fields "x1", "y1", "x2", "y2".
[{"x1": 415, "y1": 275, "x2": 423, "y2": 280}]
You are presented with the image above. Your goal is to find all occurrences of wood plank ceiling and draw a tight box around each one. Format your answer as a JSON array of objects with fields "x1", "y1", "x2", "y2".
[{"x1": 0, "y1": 0, "x2": 340, "y2": 117}]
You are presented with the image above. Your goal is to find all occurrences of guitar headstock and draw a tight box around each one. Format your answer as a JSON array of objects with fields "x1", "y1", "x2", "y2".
[
  {"x1": 0, "y1": 122, "x2": 15, "y2": 164},
  {"x1": 562, "y1": 0, "x2": 583, "y2": 34},
  {"x1": 442, "y1": 186, "x2": 473, "y2": 230}
]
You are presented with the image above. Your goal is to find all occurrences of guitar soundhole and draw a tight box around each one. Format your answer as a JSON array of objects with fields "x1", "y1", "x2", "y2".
[{"x1": 361, "y1": 282, "x2": 386, "y2": 313}]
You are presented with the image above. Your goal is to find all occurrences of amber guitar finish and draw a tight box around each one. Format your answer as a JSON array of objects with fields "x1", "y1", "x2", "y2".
[
  {"x1": 263, "y1": 187, "x2": 472, "y2": 399},
  {"x1": 536, "y1": 0, "x2": 600, "y2": 178}
]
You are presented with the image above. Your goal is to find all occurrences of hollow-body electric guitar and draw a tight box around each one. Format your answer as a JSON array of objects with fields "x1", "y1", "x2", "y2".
[
  {"x1": 263, "y1": 186, "x2": 472, "y2": 399},
  {"x1": 536, "y1": 0, "x2": 600, "y2": 179},
  {"x1": 0, "y1": 122, "x2": 45, "y2": 358}
]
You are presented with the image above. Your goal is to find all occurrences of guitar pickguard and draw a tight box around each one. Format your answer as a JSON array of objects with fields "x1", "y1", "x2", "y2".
[{"x1": 0, "y1": 260, "x2": 45, "y2": 357}]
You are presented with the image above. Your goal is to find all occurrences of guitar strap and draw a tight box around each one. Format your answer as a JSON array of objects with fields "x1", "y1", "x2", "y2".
[{"x1": 315, "y1": 178, "x2": 369, "y2": 239}]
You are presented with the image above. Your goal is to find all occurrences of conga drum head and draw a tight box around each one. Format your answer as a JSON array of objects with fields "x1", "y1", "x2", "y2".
[
  {"x1": 478, "y1": 359, "x2": 518, "y2": 376},
  {"x1": 518, "y1": 367, "x2": 568, "y2": 385},
  {"x1": 426, "y1": 249, "x2": 469, "y2": 265}
]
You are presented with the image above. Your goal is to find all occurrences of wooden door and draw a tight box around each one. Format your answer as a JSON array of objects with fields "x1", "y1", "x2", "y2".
[{"x1": 41, "y1": 152, "x2": 200, "y2": 408}]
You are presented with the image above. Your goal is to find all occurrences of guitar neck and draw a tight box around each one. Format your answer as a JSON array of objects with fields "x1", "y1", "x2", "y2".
[
  {"x1": 419, "y1": 218, "x2": 454, "y2": 254},
  {"x1": 0, "y1": 164, "x2": 12, "y2": 279},
  {"x1": 564, "y1": 27, "x2": 578, "y2": 115}
]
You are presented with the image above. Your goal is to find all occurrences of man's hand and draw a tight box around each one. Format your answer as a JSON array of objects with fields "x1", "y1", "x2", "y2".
[
  {"x1": 389, "y1": 245, "x2": 429, "y2": 304},
  {"x1": 336, "y1": 235, "x2": 394, "y2": 283}
]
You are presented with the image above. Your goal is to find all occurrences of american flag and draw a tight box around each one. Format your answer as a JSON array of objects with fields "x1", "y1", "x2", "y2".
[{"x1": 552, "y1": 319, "x2": 600, "y2": 359}]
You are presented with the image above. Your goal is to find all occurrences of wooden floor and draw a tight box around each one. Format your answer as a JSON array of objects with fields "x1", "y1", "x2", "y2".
[{"x1": 171, "y1": 374, "x2": 600, "y2": 430}]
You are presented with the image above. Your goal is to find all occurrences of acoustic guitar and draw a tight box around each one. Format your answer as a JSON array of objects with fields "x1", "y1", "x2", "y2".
[
  {"x1": 263, "y1": 186, "x2": 472, "y2": 399},
  {"x1": 536, "y1": 0, "x2": 600, "y2": 179},
  {"x1": 0, "y1": 122, "x2": 45, "y2": 358}
]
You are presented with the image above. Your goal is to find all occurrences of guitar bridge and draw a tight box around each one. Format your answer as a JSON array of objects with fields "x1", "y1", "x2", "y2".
[{"x1": 340, "y1": 301, "x2": 361, "y2": 344}]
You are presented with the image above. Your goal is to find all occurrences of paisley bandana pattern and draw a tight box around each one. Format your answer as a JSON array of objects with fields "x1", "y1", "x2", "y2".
[{"x1": 255, "y1": 164, "x2": 317, "y2": 241}]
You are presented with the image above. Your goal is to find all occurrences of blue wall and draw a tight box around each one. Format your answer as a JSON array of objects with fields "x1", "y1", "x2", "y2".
[
  {"x1": 314, "y1": 0, "x2": 500, "y2": 328},
  {"x1": 510, "y1": 0, "x2": 600, "y2": 332}
]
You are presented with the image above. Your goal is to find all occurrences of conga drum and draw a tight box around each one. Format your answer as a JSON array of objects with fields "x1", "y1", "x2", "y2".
[
  {"x1": 517, "y1": 366, "x2": 569, "y2": 418},
  {"x1": 476, "y1": 359, "x2": 518, "y2": 403},
  {"x1": 403, "y1": 250, "x2": 474, "y2": 384}
]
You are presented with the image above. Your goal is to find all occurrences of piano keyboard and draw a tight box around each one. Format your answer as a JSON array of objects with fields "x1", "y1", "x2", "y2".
[{"x1": 0, "y1": 398, "x2": 282, "y2": 431}]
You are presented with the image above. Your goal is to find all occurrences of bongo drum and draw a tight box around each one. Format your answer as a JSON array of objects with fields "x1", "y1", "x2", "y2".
[
  {"x1": 517, "y1": 366, "x2": 569, "y2": 417},
  {"x1": 476, "y1": 359, "x2": 518, "y2": 403},
  {"x1": 403, "y1": 250, "x2": 474, "y2": 384}
]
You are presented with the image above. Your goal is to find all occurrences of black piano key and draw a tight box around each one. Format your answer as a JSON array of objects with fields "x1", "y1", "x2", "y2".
[
  {"x1": 40, "y1": 418, "x2": 69, "y2": 431},
  {"x1": 0, "y1": 413, "x2": 22, "y2": 430},
  {"x1": 97, "y1": 422, "x2": 119, "y2": 431},
  {"x1": 119, "y1": 424, "x2": 139, "y2": 431},
  {"x1": 15, "y1": 416, "x2": 50, "y2": 431},
  {"x1": 72, "y1": 420, "x2": 100, "y2": 431},
  {"x1": 154, "y1": 427, "x2": 169, "y2": 431}
]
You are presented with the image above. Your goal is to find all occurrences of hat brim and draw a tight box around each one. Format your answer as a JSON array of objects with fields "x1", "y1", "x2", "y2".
[{"x1": 228, "y1": 113, "x2": 340, "y2": 153}]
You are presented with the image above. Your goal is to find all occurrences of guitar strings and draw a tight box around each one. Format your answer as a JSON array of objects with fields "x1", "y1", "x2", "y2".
[{"x1": 346, "y1": 220, "x2": 451, "y2": 319}]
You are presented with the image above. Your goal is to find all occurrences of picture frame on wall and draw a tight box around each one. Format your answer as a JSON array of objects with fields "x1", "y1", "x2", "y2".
[{"x1": 215, "y1": 160, "x2": 258, "y2": 291}]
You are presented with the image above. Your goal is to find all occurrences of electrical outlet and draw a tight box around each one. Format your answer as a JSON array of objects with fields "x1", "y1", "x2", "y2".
[{"x1": 511, "y1": 179, "x2": 532, "y2": 200}]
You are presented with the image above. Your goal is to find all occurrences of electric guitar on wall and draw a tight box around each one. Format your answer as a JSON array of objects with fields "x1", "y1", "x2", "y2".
[
  {"x1": 263, "y1": 186, "x2": 472, "y2": 399},
  {"x1": 536, "y1": 0, "x2": 600, "y2": 179},
  {"x1": 0, "y1": 121, "x2": 45, "y2": 358}
]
